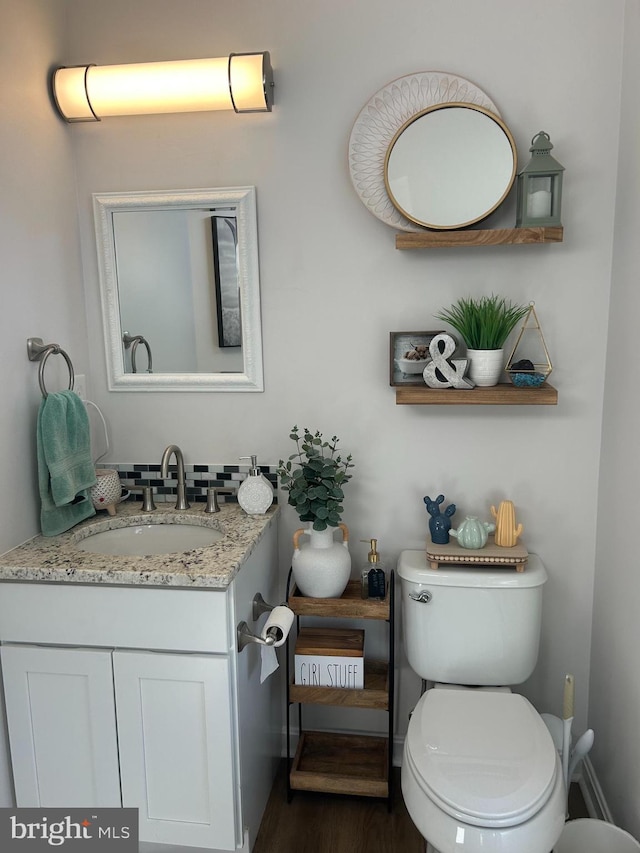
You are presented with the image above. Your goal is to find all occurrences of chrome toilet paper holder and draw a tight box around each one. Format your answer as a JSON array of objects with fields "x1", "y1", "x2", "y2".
[
  {"x1": 252, "y1": 592, "x2": 275, "y2": 621},
  {"x1": 237, "y1": 593, "x2": 283, "y2": 652},
  {"x1": 237, "y1": 621, "x2": 278, "y2": 651}
]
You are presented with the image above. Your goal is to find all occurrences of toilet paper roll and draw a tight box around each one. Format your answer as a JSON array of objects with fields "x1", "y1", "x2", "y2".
[{"x1": 260, "y1": 605, "x2": 294, "y2": 648}]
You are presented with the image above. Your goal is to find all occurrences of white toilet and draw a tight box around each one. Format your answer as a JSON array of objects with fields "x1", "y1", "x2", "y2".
[{"x1": 398, "y1": 550, "x2": 566, "y2": 853}]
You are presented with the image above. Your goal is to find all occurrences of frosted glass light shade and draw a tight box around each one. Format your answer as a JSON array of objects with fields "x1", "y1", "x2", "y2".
[{"x1": 53, "y1": 52, "x2": 273, "y2": 121}]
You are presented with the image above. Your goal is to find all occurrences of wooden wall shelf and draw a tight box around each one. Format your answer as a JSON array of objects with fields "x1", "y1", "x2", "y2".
[
  {"x1": 395, "y1": 383, "x2": 558, "y2": 405},
  {"x1": 395, "y1": 225, "x2": 563, "y2": 249}
]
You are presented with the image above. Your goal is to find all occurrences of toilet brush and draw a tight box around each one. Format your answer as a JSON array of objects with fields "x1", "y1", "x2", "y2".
[
  {"x1": 567, "y1": 728, "x2": 594, "y2": 783},
  {"x1": 562, "y1": 674, "x2": 575, "y2": 791}
]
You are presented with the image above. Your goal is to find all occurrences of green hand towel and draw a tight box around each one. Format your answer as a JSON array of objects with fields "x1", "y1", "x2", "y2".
[{"x1": 37, "y1": 390, "x2": 96, "y2": 537}]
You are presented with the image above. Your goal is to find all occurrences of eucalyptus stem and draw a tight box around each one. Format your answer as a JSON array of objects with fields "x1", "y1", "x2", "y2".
[{"x1": 276, "y1": 426, "x2": 354, "y2": 531}]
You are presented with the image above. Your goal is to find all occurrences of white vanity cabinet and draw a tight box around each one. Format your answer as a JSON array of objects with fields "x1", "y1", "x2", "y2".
[
  {"x1": 114, "y1": 650, "x2": 236, "y2": 850},
  {"x1": 1, "y1": 644, "x2": 122, "y2": 808},
  {"x1": 0, "y1": 522, "x2": 280, "y2": 853},
  {"x1": 2, "y1": 646, "x2": 236, "y2": 849}
]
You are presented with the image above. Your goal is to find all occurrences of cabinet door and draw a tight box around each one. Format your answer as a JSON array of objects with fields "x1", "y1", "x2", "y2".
[
  {"x1": 113, "y1": 650, "x2": 237, "y2": 850},
  {"x1": 0, "y1": 644, "x2": 121, "y2": 807}
]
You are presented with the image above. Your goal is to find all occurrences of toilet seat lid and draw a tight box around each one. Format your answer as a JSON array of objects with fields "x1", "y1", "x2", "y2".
[{"x1": 406, "y1": 688, "x2": 558, "y2": 827}]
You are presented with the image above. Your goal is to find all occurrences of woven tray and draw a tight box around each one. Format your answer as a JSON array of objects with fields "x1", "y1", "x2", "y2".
[{"x1": 426, "y1": 536, "x2": 528, "y2": 572}]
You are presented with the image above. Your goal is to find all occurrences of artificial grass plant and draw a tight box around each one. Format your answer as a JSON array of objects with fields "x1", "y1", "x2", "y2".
[{"x1": 435, "y1": 295, "x2": 529, "y2": 350}]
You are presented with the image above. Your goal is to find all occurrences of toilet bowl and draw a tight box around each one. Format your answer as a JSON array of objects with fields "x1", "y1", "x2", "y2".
[{"x1": 402, "y1": 686, "x2": 566, "y2": 853}]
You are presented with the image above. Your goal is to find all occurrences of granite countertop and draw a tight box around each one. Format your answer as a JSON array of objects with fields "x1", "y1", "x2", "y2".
[{"x1": 0, "y1": 503, "x2": 279, "y2": 589}]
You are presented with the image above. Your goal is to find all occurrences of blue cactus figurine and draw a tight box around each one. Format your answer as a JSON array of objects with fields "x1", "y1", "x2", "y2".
[{"x1": 424, "y1": 494, "x2": 457, "y2": 544}]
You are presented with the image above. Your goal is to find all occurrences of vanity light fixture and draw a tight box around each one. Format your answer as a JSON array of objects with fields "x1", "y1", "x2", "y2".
[
  {"x1": 52, "y1": 51, "x2": 273, "y2": 121},
  {"x1": 515, "y1": 131, "x2": 564, "y2": 228}
]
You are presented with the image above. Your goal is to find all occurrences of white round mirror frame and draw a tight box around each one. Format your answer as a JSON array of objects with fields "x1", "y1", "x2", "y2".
[{"x1": 348, "y1": 71, "x2": 502, "y2": 232}]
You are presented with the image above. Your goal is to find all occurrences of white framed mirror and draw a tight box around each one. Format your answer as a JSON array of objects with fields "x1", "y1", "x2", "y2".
[
  {"x1": 93, "y1": 186, "x2": 263, "y2": 392},
  {"x1": 384, "y1": 103, "x2": 516, "y2": 230}
]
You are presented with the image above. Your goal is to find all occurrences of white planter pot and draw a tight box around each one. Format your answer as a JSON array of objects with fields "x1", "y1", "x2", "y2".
[
  {"x1": 291, "y1": 524, "x2": 351, "y2": 598},
  {"x1": 467, "y1": 348, "x2": 504, "y2": 387}
]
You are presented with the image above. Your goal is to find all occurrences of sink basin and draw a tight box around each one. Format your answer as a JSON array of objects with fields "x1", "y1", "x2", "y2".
[{"x1": 75, "y1": 523, "x2": 225, "y2": 556}]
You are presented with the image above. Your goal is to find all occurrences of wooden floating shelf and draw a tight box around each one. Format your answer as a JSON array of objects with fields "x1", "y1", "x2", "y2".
[
  {"x1": 396, "y1": 225, "x2": 563, "y2": 250},
  {"x1": 290, "y1": 731, "x2": 389, "y2": 798},
  {"x1": 289, "y1": 661, "x2": 389, "y2": 710},
  {"x1": 288, "y1": 581, "x2": 390, "y2": 620},
  {"x1": 395, "y1": 382, "x2": 558, "y2": 406}
]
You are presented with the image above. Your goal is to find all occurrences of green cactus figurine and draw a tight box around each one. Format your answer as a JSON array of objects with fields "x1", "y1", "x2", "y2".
[{"x1": 449, "y1": 516, "x2": 495, "y2": 549}]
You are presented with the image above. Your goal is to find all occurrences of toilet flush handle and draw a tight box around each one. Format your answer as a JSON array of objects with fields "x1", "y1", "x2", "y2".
[{"x1": 409, "y1": 590, "x2": 432, "y2": 604}]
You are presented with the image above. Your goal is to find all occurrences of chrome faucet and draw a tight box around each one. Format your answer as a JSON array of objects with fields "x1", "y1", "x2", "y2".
[{"x1": 160, "y1": 444, "x2": 190, "y2": 510}]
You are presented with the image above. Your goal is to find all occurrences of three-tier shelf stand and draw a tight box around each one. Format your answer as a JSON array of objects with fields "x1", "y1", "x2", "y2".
[{"x1": 285, "y1": 569, "x2": 395, "y2": 810}]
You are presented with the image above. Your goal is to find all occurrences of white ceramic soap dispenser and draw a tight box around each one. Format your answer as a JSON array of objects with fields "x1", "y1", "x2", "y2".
[{"x1": 237, "y1": 455, "x2": 274, "y2": 515}]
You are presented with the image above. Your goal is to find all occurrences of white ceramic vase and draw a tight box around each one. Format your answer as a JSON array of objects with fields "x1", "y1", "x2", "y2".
[
  {"x1": 466, "y1": 348, "x2": 504, "y2": 387},
  {"x1": 291, "y1": 524, "x2": 351, "y2": 599}
]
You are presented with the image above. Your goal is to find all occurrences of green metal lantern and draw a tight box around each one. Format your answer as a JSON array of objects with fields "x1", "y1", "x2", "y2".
[{"x1": 515, "y1": 131, "x2": 564, "y2": 227}]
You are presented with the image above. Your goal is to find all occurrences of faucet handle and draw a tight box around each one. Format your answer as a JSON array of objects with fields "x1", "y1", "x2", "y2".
[
  {"x1": 205, "y1": 487, "x2": 235, "y2": 513},
  {"x1": 129, "y1": 486, "x2": 157, "y2": 512}
]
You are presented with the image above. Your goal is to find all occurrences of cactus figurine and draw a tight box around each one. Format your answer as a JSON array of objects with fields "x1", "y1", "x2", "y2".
[
  {"x1": 449, "y1": 516, "x2": 495, "y2": 549},
  {"x1": 491, "y1": 500, "x2": 523, "y2": 547},
  {"x1": 424, "y1": 495, "x2": 456, "y2": 544}
]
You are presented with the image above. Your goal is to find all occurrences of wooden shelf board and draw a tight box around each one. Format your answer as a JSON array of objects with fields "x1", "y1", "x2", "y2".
[
  {"x1": 395, "y1": 382, "x2": 558, "y2": 406},
  {"x1": 288, "y1": 581, "x2": 390, "y2": 620},
  {"x1": 289, "y1": 661, "x2": 389, "y2": 710},
  {"x1": 396, "y1": 226, "x2": 563, "y2": 250},
  {"x1": 290, "y1": 731, "x2": 389, "y2": 798}
]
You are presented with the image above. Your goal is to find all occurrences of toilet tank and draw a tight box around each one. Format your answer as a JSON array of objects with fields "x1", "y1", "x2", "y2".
[{"x1": 397, "y1": 551, "x2": 547, "y2": 685}]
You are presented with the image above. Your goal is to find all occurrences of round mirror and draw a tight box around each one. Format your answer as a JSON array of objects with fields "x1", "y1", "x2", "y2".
[{"x1": 384, "y1": 103, "x2": 516, "y2": 230}]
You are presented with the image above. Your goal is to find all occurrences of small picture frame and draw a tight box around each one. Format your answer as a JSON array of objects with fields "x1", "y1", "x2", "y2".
[{"x1": 390, "y1": 331, "x2": 444, "y2": 386}]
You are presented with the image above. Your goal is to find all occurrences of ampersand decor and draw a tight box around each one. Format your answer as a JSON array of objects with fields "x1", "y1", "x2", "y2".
[{"x1": 423, "y1": 333, "x2": 475, "y2": 389}]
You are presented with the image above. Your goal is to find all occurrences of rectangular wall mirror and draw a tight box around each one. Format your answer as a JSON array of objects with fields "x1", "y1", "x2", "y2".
[{"x1": 93, "y1": 186, "x2": 264, "y2": 391}]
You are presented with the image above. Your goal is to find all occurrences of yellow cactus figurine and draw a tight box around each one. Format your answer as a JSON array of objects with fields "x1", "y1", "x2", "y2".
[{"x1": 490, "y1": 500, "x2": 523, "y2": 547}]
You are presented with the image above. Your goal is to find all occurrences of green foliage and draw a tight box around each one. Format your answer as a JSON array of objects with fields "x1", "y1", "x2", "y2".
[
  {"x1": 276, "y1": 426, "x2": 354, "y2": 532},
  {"x1": 436, "y1": 295, "x2": 529, "y2": 350}
]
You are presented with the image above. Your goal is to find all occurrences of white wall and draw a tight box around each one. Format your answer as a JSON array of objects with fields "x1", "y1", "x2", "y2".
[
  {"x1": 591, "y1": 0, "x2": 640, "y2": 836},
  {"x1": 0, "y1": 0, "x2": 90, "y2": 804},
  {"x1": 66, "y1": 0, "x2": 623, "y2": 737},
  {"x1": 0, "y1": 0, "x2": 89, "y2": 553},
  {"x1": 2, "y1": 0, "x2": 637, "y2": 826}
]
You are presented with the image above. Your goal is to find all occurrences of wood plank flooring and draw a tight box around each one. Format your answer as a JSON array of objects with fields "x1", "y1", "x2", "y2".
[
  {"x1": 254, "y1": 761, "x2": 590, "y2": 853},
  {"x1": 254, "y1": 764, "x2": 422, "y2": 853}
]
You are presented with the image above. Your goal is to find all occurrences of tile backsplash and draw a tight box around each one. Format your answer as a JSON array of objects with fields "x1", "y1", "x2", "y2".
[{"x1": 108, "y1": 463, "x2": 278, "y2": 505}]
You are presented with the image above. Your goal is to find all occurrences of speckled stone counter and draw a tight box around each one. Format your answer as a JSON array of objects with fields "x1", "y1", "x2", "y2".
[{"x1": 0, "y1": 503, "x2": 279, "y2": 589}]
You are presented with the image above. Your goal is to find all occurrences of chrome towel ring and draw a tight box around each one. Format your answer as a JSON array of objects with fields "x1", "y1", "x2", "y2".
[
  {"x1": 123, "y1": 333, "x2": 153, "y2": 374},
  {"x1": 27, "y1": 337, "x2": 75, "y2": 398}
]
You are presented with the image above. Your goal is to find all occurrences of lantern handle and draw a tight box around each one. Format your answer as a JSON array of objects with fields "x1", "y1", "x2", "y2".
[
  {"x1": 530, "y1": 131, "x2": 554, "y2": 154},
  {"x1": 531, "y1": 131, "x2": 550, "y2": 145}
]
